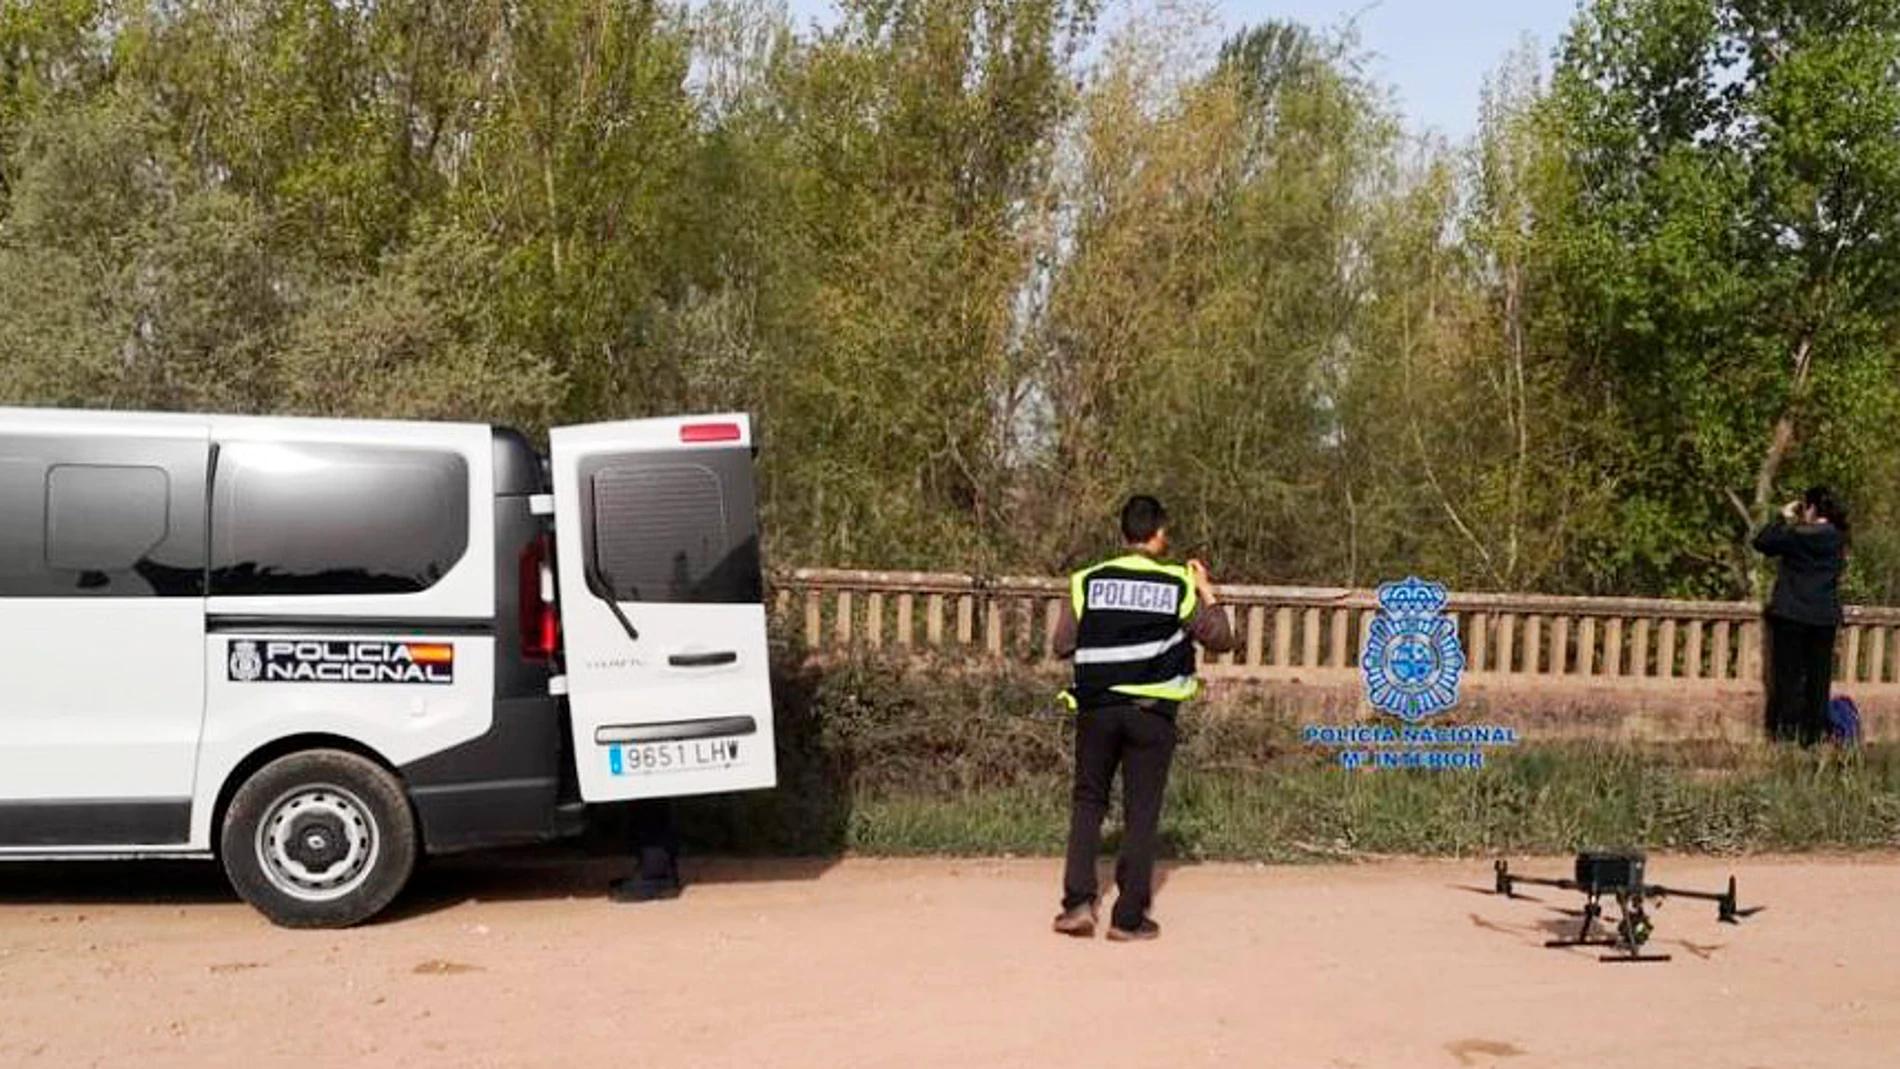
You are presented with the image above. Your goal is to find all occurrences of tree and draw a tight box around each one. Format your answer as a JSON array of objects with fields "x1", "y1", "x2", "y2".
[{"x1": 1544, "y1": 0, "x2": 1900, "y2": 596}]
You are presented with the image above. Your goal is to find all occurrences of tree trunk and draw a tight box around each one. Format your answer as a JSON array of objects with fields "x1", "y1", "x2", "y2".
[{"x1": 1742, "y1": 330, "x2": 1817, "y2": 594}]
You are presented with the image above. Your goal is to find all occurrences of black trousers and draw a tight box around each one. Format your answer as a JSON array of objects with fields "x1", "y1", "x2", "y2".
[
  {"x1": 1061, "y1": 702, "x2": 1178, "y2": 930},
  {"x1": 629, "y1": 800, "x2": 681, "y2": 887},
  {"x1": 1767, "y1": 616, "x2": 1837, "y2": 746}
]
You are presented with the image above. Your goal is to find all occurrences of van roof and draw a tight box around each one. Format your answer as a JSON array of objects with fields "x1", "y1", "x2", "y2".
[{"x1": 0, "y1": 405, "x2": 502, "y2": 438}]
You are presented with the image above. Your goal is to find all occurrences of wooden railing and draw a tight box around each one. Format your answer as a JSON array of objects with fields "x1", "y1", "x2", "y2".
[{"x1": 772, "y1": 568, "x2": 1900, "y2": 692}]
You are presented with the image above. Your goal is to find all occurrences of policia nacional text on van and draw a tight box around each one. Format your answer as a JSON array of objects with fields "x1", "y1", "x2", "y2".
[{"x1": 1050, "y1": 496, "x2": 1236, "y2": 942}]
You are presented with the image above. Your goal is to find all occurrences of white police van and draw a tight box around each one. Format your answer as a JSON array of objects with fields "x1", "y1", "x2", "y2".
[{"x1": 0, "y1": 407, "x2": 776, "y2": 927}]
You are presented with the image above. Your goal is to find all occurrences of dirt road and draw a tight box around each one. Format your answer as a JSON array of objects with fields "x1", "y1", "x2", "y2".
[{"x1": 1, "y1": 851, "x2": 1896, "y2": 1068}]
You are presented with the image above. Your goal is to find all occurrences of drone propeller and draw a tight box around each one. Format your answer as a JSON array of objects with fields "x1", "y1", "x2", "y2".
[{"x1": 1716, "y1": 876, "x2": 1763, "y2": 923}]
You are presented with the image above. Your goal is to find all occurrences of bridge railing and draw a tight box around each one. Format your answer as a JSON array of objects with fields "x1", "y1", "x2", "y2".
[{"x1": 770, "y1": 568, "x2": 1900, "y2": 692}]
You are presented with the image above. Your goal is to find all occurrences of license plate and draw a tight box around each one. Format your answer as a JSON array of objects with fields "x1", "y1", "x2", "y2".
[{"x1": 607, "y1": 737, "x2": 743, "y2": 776}]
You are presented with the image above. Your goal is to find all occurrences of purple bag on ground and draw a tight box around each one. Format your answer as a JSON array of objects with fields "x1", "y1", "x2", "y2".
[{"x1": 1827, "y1": 695, "x2": 1861, "y2": 745}]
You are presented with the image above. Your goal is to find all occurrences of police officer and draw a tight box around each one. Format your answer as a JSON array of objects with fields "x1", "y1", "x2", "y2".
[{"x1": 1051, "y1": 495, "x2": 1235, "y2": 941}]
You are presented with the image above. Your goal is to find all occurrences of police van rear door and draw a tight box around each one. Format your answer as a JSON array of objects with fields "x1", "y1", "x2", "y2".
[{"x1": 548, "y1": 414, "x2": 776, "y2": 802}]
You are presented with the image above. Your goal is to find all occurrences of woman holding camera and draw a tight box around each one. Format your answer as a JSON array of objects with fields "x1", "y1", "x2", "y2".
[{"x1": 1752, "y1": 486, "x2": 1850, "y2": 745}]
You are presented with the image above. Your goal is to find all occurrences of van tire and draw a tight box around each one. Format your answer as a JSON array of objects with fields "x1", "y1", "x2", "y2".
[{"x1": 219, "y1": 750, "x2": 418, "y2": 929}]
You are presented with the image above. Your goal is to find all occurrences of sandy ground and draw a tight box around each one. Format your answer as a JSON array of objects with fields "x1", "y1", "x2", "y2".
[{"x1": 0, "y1": 851, "x2": 1896, "y2": 1069}]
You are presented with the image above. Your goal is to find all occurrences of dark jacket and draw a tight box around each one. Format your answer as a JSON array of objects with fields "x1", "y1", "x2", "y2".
[{"x1": 1753, "y1": 519, "x2": 1847, "y2": 627}]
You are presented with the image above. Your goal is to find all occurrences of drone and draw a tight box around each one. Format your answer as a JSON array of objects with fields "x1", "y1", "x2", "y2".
[{"x1": 1490, "y1": 849, "x2": 1762, "y2": 963}]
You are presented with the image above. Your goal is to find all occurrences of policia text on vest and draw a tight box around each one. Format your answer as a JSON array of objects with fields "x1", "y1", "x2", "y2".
[{"x1": 1049, "y1": 496, "x2": 1236, "y2": 942}]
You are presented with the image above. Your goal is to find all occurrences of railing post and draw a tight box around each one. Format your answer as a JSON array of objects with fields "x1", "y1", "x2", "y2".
[
  {"x1": 804, "y1": 590, "x2": 823, "y2": 648},
  {"x1": 834, "y1": 590, "x2": 853, "y2": 646},
  {"x1": 1224, "y1": 606, "x2": 1246, "y2": 666},
  {"x1": 1740, "y1": 619, "x2": 1763, "y2": 685}
]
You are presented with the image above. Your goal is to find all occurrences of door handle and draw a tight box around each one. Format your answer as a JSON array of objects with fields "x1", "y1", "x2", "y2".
[{"x1": 668, "y1": 650, "x2": 738, "y2": 668}]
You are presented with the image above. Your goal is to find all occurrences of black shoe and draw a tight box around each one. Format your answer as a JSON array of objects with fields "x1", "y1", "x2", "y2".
[
  {"x1": 609, "y1": 876, "x2": 683, "y2": 903},
  {"x1": 1052, "y1": 903, "x2": 1097, "y2": 937},
  {"x1": 1105, "y1": 919, "x2": 1160, "y2": 942}
]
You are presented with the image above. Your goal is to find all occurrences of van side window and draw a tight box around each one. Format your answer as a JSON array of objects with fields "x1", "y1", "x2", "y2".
[
  {"x1": 0, "y1": 438, "x2": 207, "y2": 598},
  {"x1": 47, "y1": 465, "x2": 171, "y2": 573},
  {"x1": 211, "y1": 442, "x2": 469, "y2": 596},
  {"x1": 583, "y1": 449, "x2": 762, "y2": 604}
]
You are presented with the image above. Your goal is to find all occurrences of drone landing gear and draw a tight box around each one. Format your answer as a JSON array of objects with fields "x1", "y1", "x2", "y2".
[{"x1": 1541, "y1": 891, "x2": 1670, "y2": 962}]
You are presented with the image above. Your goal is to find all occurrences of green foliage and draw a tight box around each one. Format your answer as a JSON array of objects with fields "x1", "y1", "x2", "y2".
[
  {"x1": 1544, "y1": 0, "x2": 1900, "y2": 597},
  {"x1": 6, "y1": 0, "x2": 1900, "y2": 599}
]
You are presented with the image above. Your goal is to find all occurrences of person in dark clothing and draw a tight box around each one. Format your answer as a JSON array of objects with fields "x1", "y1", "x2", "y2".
[
  {"x1": 608, "y1": 800, "x2": 683, "y2": 902},
  {"x1": 1049, "y1": 496, "x2": 1237, "y2": 941},
  {"x1": 1753, "y1": 486, "x2": 1850, "y2": 746}
]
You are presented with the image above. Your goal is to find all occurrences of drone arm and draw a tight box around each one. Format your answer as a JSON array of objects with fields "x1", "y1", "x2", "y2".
[
  {"x1": 1506, "y1": 875, "x2": 1581, "y2": 892},
  {"x1": 1641, "y1": 877, "x2": 1759, "y2": 922}
]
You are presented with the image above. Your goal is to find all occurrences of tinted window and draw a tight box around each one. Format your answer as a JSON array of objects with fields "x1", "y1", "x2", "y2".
[
  {"x1": 0, "y1": 437, "x2": 207, "y2": 598},
  {"x1": 583, "y1": 449, "x2": 761, "y2": 604},
  {"x1": 47, "y1": 465, "x2": 171, "y2": 571},
  {"x1": 211, "y1": 442, "x2": 469, "y2": 596},
  {"x1": 0, "y1": 457, "x2": 44, "y2": 581}
]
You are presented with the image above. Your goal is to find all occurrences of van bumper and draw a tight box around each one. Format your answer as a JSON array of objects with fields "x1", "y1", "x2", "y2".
[{"x1": 402, "y1": 696, "x2": 580, "y2": 854}]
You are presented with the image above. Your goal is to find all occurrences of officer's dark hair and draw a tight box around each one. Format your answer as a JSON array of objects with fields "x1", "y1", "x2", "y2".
[
  {"x1": 1120, "y1": 495, "x2": 1168, "y2": 544},
  {"x1": 1803, "y1": 485, "x2": 1852, "y2": 546}
]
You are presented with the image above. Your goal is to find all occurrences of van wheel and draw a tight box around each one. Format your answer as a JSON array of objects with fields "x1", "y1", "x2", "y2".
[{"x1": 220, "y1": 750, "x2": 417, "y2": 929}]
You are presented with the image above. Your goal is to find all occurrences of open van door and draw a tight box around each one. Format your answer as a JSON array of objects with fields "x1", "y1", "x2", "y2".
[{"x1": 548, "y1": 415, "x2": 776, "y2": 802}]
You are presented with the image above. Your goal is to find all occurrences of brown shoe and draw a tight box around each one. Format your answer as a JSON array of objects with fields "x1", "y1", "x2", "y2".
[
  {"x1": 1052, "y1": 903, "x2": 1096, "y2": 937},
  {"x1": 1105, "y1": 919, "x2": 1160, "y2": 942}
]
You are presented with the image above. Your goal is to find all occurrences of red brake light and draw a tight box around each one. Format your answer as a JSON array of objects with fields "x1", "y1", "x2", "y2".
[
  {"x1": 680, "y1": 422, "x2": 742, "y2": 443},
  {"x1": 518, "y1": 534, "x2": 560, "y2": 661}
]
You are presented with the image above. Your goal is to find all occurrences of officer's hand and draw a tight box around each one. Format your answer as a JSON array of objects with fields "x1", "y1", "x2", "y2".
[{"x1": 1187, "y1": 559, "x2": 1214, "y2": 599}]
